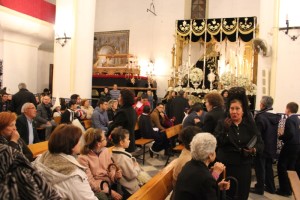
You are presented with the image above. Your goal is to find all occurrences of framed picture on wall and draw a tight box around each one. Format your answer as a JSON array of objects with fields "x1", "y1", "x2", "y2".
[{"x1": 93, "y1": 30, "x2": 130, "y2": 67}]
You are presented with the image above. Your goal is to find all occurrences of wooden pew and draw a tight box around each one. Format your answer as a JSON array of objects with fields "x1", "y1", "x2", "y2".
[
  {"x1": 165, "y1": 124, "x2": 183, "y2": 166},
  {"x1": 128, "y1": 159, "x2": 177, "y2": 200},
  {"x1": 134, "y1": 121, "x2": 154, "y2": 165},
  {"x1": 287, "y1": 170, "x2": 300, "y2": 200},
  {"x1": 28, "y1": 141, "x2": 48, "y2": 158}
]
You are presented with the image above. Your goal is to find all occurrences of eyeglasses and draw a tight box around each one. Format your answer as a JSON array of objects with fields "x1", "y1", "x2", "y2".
[{"x1": 28, "y1": 107, "x2": 36, "y2": 110}]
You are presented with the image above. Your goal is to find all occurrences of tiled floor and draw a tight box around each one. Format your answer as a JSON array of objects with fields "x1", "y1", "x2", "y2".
[{"x1": 135, "y1": 145, "x2": 293, "y2": 200}]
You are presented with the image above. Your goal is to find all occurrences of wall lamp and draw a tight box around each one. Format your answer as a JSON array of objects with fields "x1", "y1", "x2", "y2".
[
  {"x1": 279, "y1": 19, "x2": 300, "y2": 41},
  {"x1": 55, "y1": 32, "x2": 71, "y2": 47}
]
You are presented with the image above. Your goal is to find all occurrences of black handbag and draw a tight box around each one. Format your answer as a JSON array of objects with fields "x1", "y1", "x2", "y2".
[
  {"x1": 242, "y1": 135, "x2": 257, "y2": 157},
  {"x1": 100, "y1": 181, "x2": 112, "y2": 200},
  {"x1": 246, "y1": 135, "x2": 257, "y2": 149}
]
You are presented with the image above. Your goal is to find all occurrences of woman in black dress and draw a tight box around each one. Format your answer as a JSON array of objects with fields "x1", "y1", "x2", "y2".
[
  {"x1": 108, "y1": 89, "x2": 137, "y2": 152},
  {"x1": 214, "y1": 87, "x2": 263, "y2": 200}
]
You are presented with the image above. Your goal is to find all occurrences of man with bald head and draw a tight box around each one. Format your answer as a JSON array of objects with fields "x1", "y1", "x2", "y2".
[
  {"x1": 36, "y1": 95, "x2": 56, "y2": 140},
  {"x1": 16, "y1": 103, "x2": 39, "y2": 145}
]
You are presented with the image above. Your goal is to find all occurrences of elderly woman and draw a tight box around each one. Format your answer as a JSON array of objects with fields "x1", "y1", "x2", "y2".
[
  {"x1": 174, "y1": 133, "x2": 230, "y2": 200},
  {"x1": 33, "y1": 124, "x2": 98, "y2": 200},
  {"x1": 172, "y1": 126, "x2": 224, "y2": 187},
  {"x1": 202, "y1": 92, "x2": 225, "y2": 133},
  {"x1": 108, "y1": 89, "x2": 137, "y2": 152},
  {"x1": 78, "y1": 128, "x2": 123, "y2": 200},
  {"x1": 0, "y1": 112, "x2": 33, "y2": 161},
  {"x1": 214, "y1": 87, "x2": 263, "y2": 200}
]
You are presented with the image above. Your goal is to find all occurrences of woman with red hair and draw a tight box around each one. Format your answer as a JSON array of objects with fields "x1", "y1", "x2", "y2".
[{"x1": 0, "y1": 111, "x2": 33, "y2": 161}]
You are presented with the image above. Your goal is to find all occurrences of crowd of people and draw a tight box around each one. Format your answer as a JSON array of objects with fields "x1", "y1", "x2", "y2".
[{"x1": 0, "y1": 82, "x2": 300, "y2": 199}]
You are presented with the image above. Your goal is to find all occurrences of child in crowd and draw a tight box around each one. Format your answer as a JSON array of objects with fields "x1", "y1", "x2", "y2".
[
  {"x1": 52, "y1": 105, "x2": 62, "y2": 117},
  {"x1": 111, "y1": 127, "x2": 143, "y2": 198},
  {"x1": 78, "y1": 128, "x2": 123, "y2": 200}
]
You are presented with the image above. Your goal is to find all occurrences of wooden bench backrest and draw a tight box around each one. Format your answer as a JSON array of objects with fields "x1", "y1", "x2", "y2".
[
  {"x1": 28, "y1": 141, "x2": 48, "y2": 158},
  {"x1": 83, "y1": 119, "x2": 92, "y2": 129},
  {"x1": 128, "y1": 159, "x2": 177, "y2": 200},
  {"x1": 287, "y1": 170, "x2": 300, "y2": 200},
  {"x1": 165, "y1": 124, "x2": 182, "y2": 139},
  {"x1": 53, "y1": 116, "x2": 61, "y2": 125}
]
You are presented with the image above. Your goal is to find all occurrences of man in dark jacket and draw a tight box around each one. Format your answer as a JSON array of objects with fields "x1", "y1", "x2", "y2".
[
  {"x1": 36, "y1": 95, "x2": 56, "y2": 140},
  {"x1": 16, "y1": 103, "x2": 40, "y2": 144},
  {"x1": 250, "y1": 96, "x2": 280, "y2": 195},
  {"x1": 276, "y1": 102, "x2": 300, "y2": 196},
  {"x1": 170, "y1": 90, "x2": 189, "y2": 125},
  {"x1": 11, "y1": 83, "x2": 37, "y2": 115},
  {"x1": 0, "y1": 93, "x2": 12, "y2": 112}
]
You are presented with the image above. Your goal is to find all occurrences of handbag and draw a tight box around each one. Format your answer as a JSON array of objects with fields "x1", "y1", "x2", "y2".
[
  {"x1": 107, "y1": 163, "x2": 123, "y2": 196},
  {"x1": 246, "y1": 135, "x2": 257, "y2": 149},
  {"x1": 242, "y1": 135, "x2": 257, "y2": 157},
  {"x1": 100, "y1": 181, "x2": 112, "y2": 200}
]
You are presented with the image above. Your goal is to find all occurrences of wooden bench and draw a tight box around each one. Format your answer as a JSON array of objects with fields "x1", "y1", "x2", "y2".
[
  {"x1": 134, "y1": 121, "x2": 154, "y2": 165},
  {"x1": 134, "y1": 138, "x2": 154, "y2": 165},
  {"x1": 165, "y1": 124, "x2": 183, "y2": 166},
  {"x1": 287, "y1": 170, "x2": 300, "y2": 200},
  {"x1": 128, "y1": 159, "x2": 177, "y2": 200},
  {"x1": 28, "y1": 141, "x2": 48, "y2": 158}
]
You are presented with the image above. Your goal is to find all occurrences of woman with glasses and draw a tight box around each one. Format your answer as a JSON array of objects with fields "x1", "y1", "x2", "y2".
[{"x1": 78, "y1": 128, "x2": 123, "y2": 200}]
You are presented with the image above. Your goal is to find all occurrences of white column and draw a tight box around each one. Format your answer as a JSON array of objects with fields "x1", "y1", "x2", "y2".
[{"x1": 53, "y1": 0, "x2": 96, "y2": 99}]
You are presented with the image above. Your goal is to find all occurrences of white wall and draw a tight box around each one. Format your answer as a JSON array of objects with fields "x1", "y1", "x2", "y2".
[
  {"x1": 2, "y1": 37, "x2": 38, "y2": 94},
  {"x1": 37, "y1": 50, "x2": 53, "y2": 93},
  {"x1": 208, "y1": 0, "x2": 260, "y2": 19},
  {"x1": 0, "y1": 6, "x2": 54, "y2": 94},
  {"x1": 95, "y1": 0, "x2": 191, "y2": 97}
]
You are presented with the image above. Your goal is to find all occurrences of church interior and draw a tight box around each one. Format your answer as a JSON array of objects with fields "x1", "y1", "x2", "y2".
[{"x1": 0, "y1": 0, "x2": 300, "y2": 200}]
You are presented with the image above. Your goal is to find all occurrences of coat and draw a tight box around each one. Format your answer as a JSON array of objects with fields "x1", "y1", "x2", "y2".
[
  {"x1": 16, "y1": 114, "x2": 40, "y2": 145},
  {"x1": 202, "y1": 106, "x2": 224, "y2": 134},
  {"x1": 174, "y1": 159, "x2": 218, "y2": 200},
  {"x1": 255, "y1": 108, "x2": 280, "y2": 158},
  {"x1": 170, "y1": 96, "x2": 189, "y2": 125},
  {"x1": 108, "y1": 105, "x2": 137, "y2": 152},
  {"x1": 214, "y1": 117, "x2": 264, "y2": 165},
  {"x1": 11, "y1": 88, "x2": 37, "y2": 115},
  {"x1": 36, "y1": 103, "x2": 53, "y2": 127},
  {"x1": 77, "y1": 147, "x2": 114, "y2": 192},
  {"x1": 279, "y1": 114, "x2": 300, "y2": 145},
  {"x1": 0, "y1": 134, "x2": 33, "y2": 161},
  {"x1": 111, "y1": 148, "x2": 141, "y2": 194},
  {"x1": 0, "y1": 144, "x2": 61, "y2": 200},
  {"x1": 33, "y1": 151, "x2": 98, "y2": 200},
  {"x1": 150, "y1": 108, "x2": 165, "y2": 131}
]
